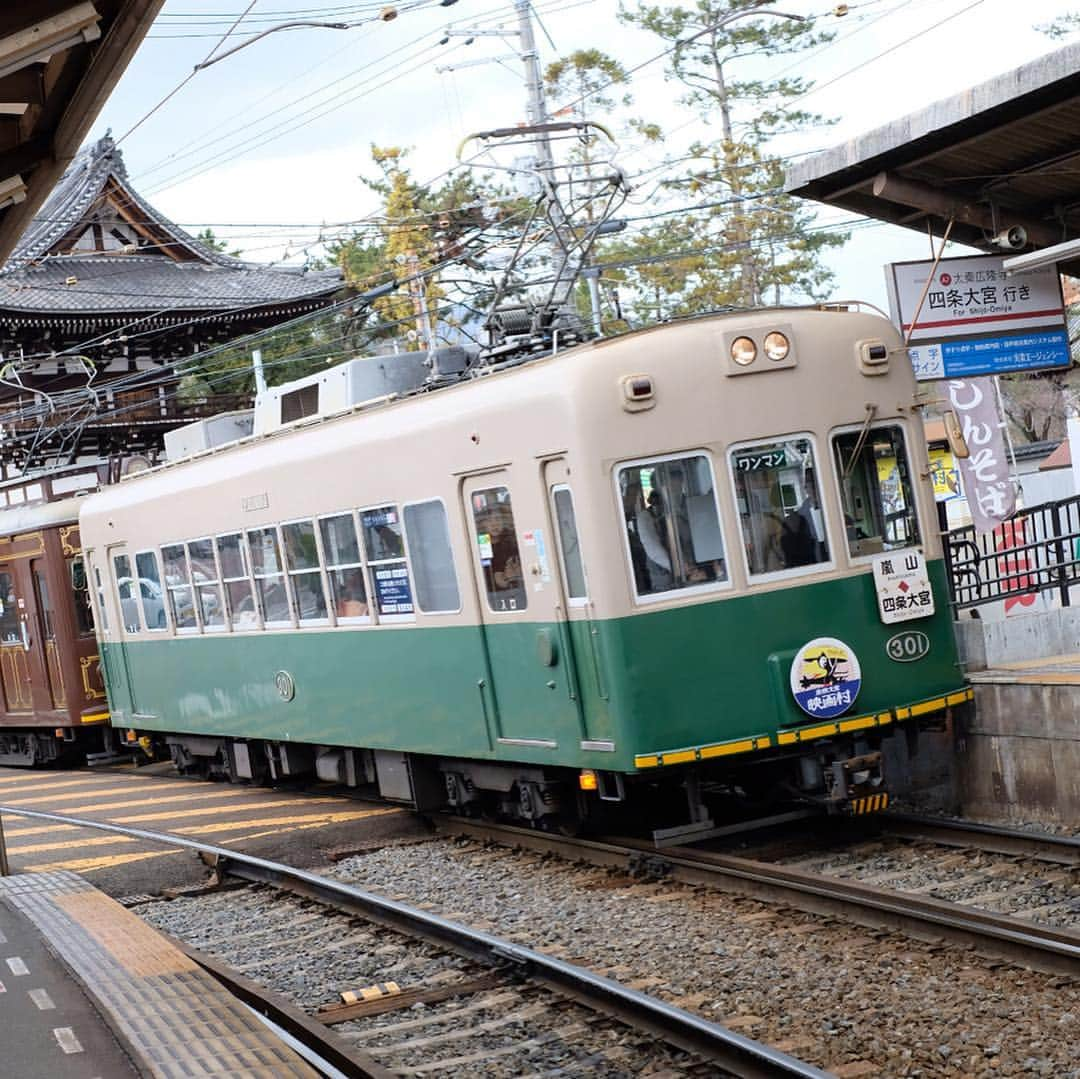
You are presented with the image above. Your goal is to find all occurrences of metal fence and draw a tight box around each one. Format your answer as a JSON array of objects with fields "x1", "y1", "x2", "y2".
[{"x1": 944, "y1": 495, "x2": 1080, "y2": 611}]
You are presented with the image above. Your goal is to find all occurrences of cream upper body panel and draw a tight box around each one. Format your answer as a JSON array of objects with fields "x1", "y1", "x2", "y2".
[{"x1": 80, "y1": 308, "x2": 932, "y2": 627}]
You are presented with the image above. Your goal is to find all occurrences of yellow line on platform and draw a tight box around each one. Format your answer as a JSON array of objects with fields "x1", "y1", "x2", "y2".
[
  {"x1": 174, "y1": 807, "x2": 402, "y2": 836},
  {"x1": 0, "y1": 824, "x2": 82, "y2": 838},
  {"x1": 2, "y1": 783, "x2": 268, "y2": 807},
  {"x1": 9, "y1": 834, "x2": 138, "y2": 856},
  {"x1": 18, "y1": 789, "x2": 316, "y2": 816},
  {"x1": 0, "y1": 774, "x2": 131, "y2": 793},
  {"x1": 24, "y1": 850, "x2": 182, "y2": 874},
  {"x1": 112, "y1": 797, "x2": 343, "y2": 824}
]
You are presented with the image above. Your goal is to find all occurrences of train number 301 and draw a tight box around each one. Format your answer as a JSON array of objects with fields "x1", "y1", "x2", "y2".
[{"x1": 885, "y1": 630, "x2": 930, "y2": 663}]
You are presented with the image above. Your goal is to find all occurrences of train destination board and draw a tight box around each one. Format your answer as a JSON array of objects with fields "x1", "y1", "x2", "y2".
[{"x1": 872, "y1": 550, "x2": 935, "y2": 625}]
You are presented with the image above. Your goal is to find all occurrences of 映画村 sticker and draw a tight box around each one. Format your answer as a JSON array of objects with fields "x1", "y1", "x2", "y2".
[{"x1": 789, "y1": 637, "x2": 862, "y2": 719}]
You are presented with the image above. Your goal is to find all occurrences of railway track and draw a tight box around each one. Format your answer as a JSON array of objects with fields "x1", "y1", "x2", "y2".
[
  {"x1": 434, "y1": 817, "x2": 1080, "y2": 977},
  {"x1": 0, "y1": 803, "x2": 827, "y2": 1079}
]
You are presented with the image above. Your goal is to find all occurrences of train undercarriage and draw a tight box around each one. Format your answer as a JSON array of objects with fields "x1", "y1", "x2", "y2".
[{"x1": 145, "y1": 707, "x2": 959, "y2": 837}]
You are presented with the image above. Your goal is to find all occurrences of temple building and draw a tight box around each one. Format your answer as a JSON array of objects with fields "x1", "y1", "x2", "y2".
[{"x1": 0, "y1": 135, "x2": 342, "y2": 472}]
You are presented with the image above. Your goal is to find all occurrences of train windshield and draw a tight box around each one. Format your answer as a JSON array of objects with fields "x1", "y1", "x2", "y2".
[
  {"x1": 832, "y1": 425, "x2": 920, "y2": 556},
  {"x1": 731, "y1": 437, "x2": 830, "y2": 577}
]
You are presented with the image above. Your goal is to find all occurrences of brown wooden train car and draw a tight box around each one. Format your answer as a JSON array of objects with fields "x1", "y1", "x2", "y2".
[{"x1": 0, "y1": 467, "x2": 111, "y2": 766}]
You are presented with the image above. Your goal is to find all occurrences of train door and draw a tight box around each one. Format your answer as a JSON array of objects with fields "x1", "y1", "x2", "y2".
[
  {"x1": 462, "y1": 472, "x2": 584, "y2": 747},
  {"x1": 31, "y1": 558, "x2": 64, "y2": 710},
  {"x1": 544, "y1": 463, "x2": 613, "y2": 746},
  {"x1": 104, "y1": 545, "x2": 142, "y2": 720},
  {"x1": 0, "y1": 564, "x2": 32, "y2": 713}
]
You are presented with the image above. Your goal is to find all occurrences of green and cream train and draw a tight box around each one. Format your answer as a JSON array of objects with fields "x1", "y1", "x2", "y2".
[{"x1": 79, "y1": 306, "x2": 971, "y2": 832}]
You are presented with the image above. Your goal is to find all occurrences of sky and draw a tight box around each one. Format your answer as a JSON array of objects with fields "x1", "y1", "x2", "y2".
[{"x1": 86, "y1": 0, "x2": 1077, "y2": 311}]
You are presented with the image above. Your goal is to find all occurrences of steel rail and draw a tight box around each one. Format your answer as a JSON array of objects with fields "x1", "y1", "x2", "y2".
[
  {"x1": 0, "y1": 804, "x2": 830, "y2": 1079},
  {"x1": 434, "y1": 818, "x2": 1080, "y2": 977},
  {"x1": 880, "y1": 812, "x2": 1080, "y2": 865}
]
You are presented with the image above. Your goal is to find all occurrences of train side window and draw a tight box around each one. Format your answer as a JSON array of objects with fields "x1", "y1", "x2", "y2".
[
  {"x1": 161, "y1": 544, "x2": 198, "y2": 630},
  {"x1": 403, "y1": 500, "x2": 460, "y2": 614},
  {"x1": 360, "y1": 506, "x2": 414, "y2": 619},
  {"x1": 618, "y1": 455, "x2": 728, "y2": 599},
  {"x1": 68, "y1": 558, "x2": 94, "y2": 636},
  {"x1": 282, "y1": 520, "x2": 329, "y2": 624},
  {"x1": 832, "y1": 425, "x2": 921, "y2": 557},
  {"x1": 247, "y1": 526, "x2": 292, "y2": 625},
  {"x1": 469, "y1": 487, "x2": 528, "y2": 612},
  {"x1": 0, "y1": 570, "x2": 20, "y2": 643},
  {"x1": 134, "y1": 551, "x2": 167, "y2": 631},
  {"x1": 187, "y1": 538, "x2": 225, "y2": 630},
  {"x1": 216, "y1": 533, "x2": 258, "y2": 630},
  {"x1": 730, "y1": 437, "x2": 830, "y2": 578},
  {"x1": 319, "y1": 513, "x2": 369, "y2": 623},
  {"x1": 112, "y1": 552, "x2": 142, "y2": 634},
  {"x1": 551, "y1": 486, "x2": 587, "y2": 602}
]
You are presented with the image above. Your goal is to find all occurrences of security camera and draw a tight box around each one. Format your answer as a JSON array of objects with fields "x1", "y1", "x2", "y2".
[{"x1": 990, "y1": 226, "x2": 1027, "y2": 251}]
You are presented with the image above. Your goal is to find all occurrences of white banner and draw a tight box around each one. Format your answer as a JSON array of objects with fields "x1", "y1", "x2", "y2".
[{"x1": 946, "y1": 376, "x2": 1016, "y2": 534}]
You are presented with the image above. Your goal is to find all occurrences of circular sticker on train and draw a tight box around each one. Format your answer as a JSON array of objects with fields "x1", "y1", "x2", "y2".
[{"x1": 789, "y1": 637, "x2": 861, "y2": 719}]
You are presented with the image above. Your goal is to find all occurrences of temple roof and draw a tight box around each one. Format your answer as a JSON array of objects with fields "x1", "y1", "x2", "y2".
[{"x1": 0, "y1": 135, "x2": 342, "y2": 319}]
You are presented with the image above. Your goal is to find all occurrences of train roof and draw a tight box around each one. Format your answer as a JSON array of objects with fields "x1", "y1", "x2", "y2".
[{"x1": 83, "y1": 304, "x2": 905, "y2": 519}]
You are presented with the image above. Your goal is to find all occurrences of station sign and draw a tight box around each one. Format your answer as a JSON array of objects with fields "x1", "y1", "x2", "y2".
[
  {"x1": 907, "y1": 328, "x2": 1070, "y2": 381},
  {"x1": 886, "y1": 253, "x2": 1069, "y2": 382}
]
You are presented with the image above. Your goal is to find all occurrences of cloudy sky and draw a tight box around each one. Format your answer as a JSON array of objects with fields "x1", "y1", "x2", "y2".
[{"x1": 93, "y1": 0, "x2": 1074, "y2": 307}]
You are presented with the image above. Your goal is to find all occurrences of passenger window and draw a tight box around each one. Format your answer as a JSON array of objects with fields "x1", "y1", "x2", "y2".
[
  {"x1": 187, "y1": 538, "x2": 225, "y2": 629},
  {"x1": 68, "y1": 557, "x2": 95, "y2": 636},
  {"x1": 112, "y1": 553, "x2": 141, "y2": 633},
  {"x1": 552, "y1": 486, "x2": 587, "y2": 601},
  {"x1": 0, "y1": 570, "x2": 21, "y2": 643},
  {"x1": 731, "y1": 437, "x2": 829, "y2": 577},
  {"x1": 470, "y1": 487, "x2": 527, "y2": 612},
  {"x1": 135, "y1": 551, "x2": 167, "y2": 631},
  {"x1": 618, "y1": 456, "x2": 728, "y2": 597},
  {"x1": 247, "y1": 527, "x2": 291, "y2": 624},
  {"x1": 161, "y1": 544, "x2": 198, "y2": 629},
  {"x1": 217, "y1": 533, "x2": 257, "y2": 629},
  {"x1": 404, "y1": 500, "x2": 460, "y2": 613},
  {"x1": 319, "y1": 514, "x2": 369, "y2": 621},
  {"x1": 282, "y1": 520, "x2": 329, "y2": 624},
  {"x1": 833, "y1": 426, "x2": 921, "y2": 556},
  {"x1": 361, "y1": 506, "x2": 413, "y2": 617}
]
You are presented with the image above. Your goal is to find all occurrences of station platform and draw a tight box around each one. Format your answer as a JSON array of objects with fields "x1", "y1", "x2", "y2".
[
  {"x1": 966, "y1": 651, "x2": 1080, "y2": 685},
  {"x1": 0, "y1": 870, "x2": 317, "y2": 1077}
]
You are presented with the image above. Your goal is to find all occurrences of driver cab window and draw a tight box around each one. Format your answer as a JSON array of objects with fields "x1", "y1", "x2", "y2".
[{"x1": 833, "y1": 425, "x2": 920, "y2": 556}]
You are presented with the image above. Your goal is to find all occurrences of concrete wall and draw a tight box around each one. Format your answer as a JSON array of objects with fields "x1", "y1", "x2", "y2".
[
  {"x1": 948, "y1": 608, "x2": 1080, "y2": 826},
  {"x1": 959, "y1": 682, "x2": 1080, "y2": 825}
]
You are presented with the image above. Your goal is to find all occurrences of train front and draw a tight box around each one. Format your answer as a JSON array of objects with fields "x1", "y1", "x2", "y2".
[{"x1": 587, "y1": 306, "x2": 971, "y2": 827}]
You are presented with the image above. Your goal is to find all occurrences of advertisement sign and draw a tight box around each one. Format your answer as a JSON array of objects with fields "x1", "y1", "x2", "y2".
[
  {"x1": 789, "y1": 637, "x2": 861, "y2": 719},
  {"x1": 907, "y1": 328, "x2": 1070, "y2": 381},
  {"x1": 928, "y1": 447, "x2": 961, "y2": 502},
  {"x1": 872, "y1": 550, "x2": 935, "y2": 624},
  {"x1": 886, "y1": 254, "x2": 1065, "y2": 343},
  {"x1": 947, "y1": 376, "x2": 1016, "y2": 534}
]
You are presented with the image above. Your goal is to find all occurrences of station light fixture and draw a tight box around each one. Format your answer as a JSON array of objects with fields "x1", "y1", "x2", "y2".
[{"x1": 1002, "y1": 237, "x2": 1080, "y2": 276}]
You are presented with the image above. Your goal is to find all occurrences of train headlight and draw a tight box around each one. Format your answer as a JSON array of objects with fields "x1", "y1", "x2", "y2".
[
  {"x1": 730, "y1": 336, "x2": 757, "y2": 366},
  {"x1": 764, "y1": 331, "x2": 790, "y2": 361}
]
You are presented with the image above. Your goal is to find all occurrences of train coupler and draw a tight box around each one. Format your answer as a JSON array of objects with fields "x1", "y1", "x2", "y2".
[{"x1": 825, "y1": 750, "x2": 887, "y2": 814}]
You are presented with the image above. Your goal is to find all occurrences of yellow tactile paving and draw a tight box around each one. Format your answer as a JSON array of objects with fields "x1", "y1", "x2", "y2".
[{"x1": 969, "y1": 650, "x2": 1080, "y2": 685}]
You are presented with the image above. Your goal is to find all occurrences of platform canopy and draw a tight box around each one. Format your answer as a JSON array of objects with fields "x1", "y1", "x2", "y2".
[
  {"x1": 0, "y1": 2, "x2": 163, "y2": 266},
  {"x1": 785, "y1": 42, "x2": 1080, "y2": 277}
]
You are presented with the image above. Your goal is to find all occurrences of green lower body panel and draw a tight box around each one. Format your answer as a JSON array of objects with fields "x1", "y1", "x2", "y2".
[{"x1": 103, "y1": 559, "x2": 966, "y2": 773}]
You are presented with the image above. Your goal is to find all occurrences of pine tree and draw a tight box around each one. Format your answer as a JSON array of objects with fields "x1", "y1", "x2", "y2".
[{"x1": 619, "y1": 0, "x2": 846, "y2": 307}]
